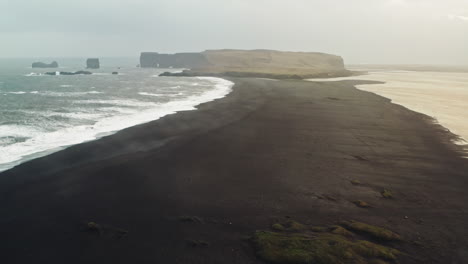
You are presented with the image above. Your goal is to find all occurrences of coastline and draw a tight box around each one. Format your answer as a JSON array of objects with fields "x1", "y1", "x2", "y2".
[
  {"x1": 307, "y1": 71, "x2": 468, "y2": 151},
  {"x1": 0, "y1": 76, "x2": 234, "y2": 173},
  {"x1": 1, "y1": 78, "x2": 468, "y2": 263},
  {"x1": 158, "y1": 69, "x2": 358, "y2": 79}
]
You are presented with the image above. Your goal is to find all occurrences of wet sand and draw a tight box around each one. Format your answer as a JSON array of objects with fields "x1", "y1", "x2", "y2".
[
  {"x1": 308, "y1": 71, "x2": 468, "y2": 148},
  {"x1": 1, "y1": 78, "x2": 468, "y2": 263}
]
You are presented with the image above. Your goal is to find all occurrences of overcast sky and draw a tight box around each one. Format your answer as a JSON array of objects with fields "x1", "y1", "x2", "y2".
[{"x1": 1, "y1": 0, "x2": 467, "y2": 64}]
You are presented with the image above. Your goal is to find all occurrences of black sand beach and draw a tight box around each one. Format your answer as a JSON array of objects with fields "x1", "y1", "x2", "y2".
[{"x1": 1, "y1": 78, "x2": 468, "y2": 263}]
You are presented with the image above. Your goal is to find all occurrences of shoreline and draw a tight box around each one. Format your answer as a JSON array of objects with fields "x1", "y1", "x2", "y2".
[
  {"x1": 159, "y1": 69, "x2": 361, "y2": 79},
  {"x1": 0, "y1": 77, "x2": 234, "y2": 173},
  {"x1": 307, "y1": 71, "x2": 468, "y2": 151},
  {"x1": 1, "y1": 78, "x2": 468, "y2": 263}
]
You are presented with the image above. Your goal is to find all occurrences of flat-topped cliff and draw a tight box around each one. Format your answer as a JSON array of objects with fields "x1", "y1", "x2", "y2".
[
  {"x1": 201, "y1": 49, "x2": 345, "y2": 74},
  {"x1": 141, "y1": 49, "x2": 351, "y2": 78},
  {"x1": 140, "y1": 52, "x2": 208, "y2": 68}
]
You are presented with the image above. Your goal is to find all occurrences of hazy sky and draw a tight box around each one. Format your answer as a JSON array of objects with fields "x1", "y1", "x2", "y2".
[{"x1": 1, "y1": 0, "x2": 467, "y2": 64}]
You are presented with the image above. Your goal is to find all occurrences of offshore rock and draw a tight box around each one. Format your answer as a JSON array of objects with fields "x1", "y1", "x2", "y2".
[
  {"x1": 32, "y1": 61, "x2": 58, "y2": 68},
  {"x1": 86, "y1": 58, "x2": 100, "y2": 69}
]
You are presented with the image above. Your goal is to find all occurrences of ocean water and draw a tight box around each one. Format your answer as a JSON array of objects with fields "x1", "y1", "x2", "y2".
[
  {"x1": 0, "y1": 58, "x2": 233, "y2": 172},
  {"x1": 308, "y1": 70, "x2": 468, "y2": 149}
]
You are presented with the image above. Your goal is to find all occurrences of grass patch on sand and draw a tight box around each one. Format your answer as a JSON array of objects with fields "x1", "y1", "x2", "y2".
[
  {"x1": 330, "y1": 226, "x2": 354, "y2": 237},
  {"x1": 252, "y1": 231, "x2": 400, "y2": 264},
  {"x1": 341, "y1": 221, "x2": 402, "y2": 241},
  {"x1": 272, "y1": 220, "x2": 307, "y2": 232},
  {"x1": 272, "y1": 223, "x2": 286, "y2": 231},
  {"x1": 350, "y1": 180, "x2": 362, "y2": 186},
  {"x1": 254, "y1": 219, "x2": 402, "y2": 263},
  {"x1": 380, "y1": 189, "x2": 393, "y2": 199},
  {"x1": 286, "y1": 220, "x2": 307, "y2": 232},
  {"x1": 311, "y1": 226, "x2": 327, "y2": 232},
  {"x1": 353, "y1": 200, "x2": 371, "y2": 208}
]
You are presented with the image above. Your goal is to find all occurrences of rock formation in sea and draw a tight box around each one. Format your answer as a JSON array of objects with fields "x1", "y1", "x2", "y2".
[
  {"x1": 86, "y1": 58, "x2": 100, "y2": 69},
  {"x1": 32, "y1": 61, "x2": 59, "y2": 68},
  {"x1": 141, "y1": 49, "x2": 351, "y2": 78}
]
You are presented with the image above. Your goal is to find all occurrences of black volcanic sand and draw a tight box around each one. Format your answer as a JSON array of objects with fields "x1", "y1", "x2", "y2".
[{"x1": 1, "y1": 78, "x2": 468, "y2": 264}]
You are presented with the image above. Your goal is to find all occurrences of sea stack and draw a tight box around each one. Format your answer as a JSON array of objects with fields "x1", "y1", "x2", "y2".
[
  {"x1": 32, "y1": 61, "x2": 59, "y2": 68},
  {"x1": 86, "y1": 58, "x2": 100, "y2": 69}
]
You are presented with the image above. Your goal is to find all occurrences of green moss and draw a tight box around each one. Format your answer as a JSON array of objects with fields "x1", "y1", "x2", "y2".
[
  {"x1": 381, "y1": 189, "x2": 393, "y2": 199},
  {"x1": 272, "y1": 223, "x2": 286, "y2": 231},
  {"x1": 311, "y1": 226, "x2": 327, "y2": 232},
  {"x1": 252, "y1": 231, "x2": 399, "y2": 264},
  {"x1": 341, "y1": 221, "x2": 402, "y2": 241},
  {"x1": 351, "y1": 180, "x2": 362, "y2": 186},
  {"x1": 330, "y1": 226, "x2": 354, "y2": 237},
  {"x1": 353, "y1": 200, "x2": 371, "y2": 208},
  {"x1": 273, "y1": 220, "x2": 307, "y2": 232},
  {"x1": 369, "y1": 258, "x2": 389, "y2": 264},
  {"x1": 354, "y1": 240, "x2": 399, "y2": 260},
  {"x1": 286, "y1": 220, "x2": 307, "y2": 232}
]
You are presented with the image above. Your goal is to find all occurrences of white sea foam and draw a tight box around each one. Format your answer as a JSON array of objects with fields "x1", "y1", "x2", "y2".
[
  {"x1": 0, "y1": 78, "x2": 234, "y2": 172},
  {"x1": 25, "y1": 73, "x2": 44, "y2": 77},
  {"x1": 40, "y1": 110, "x2": 107, "y2": 121},
  {"x1": 60, "y1": 84, "x2": 73, "y2": 88},
  {"x1": 8, "y1": 91, "x2": 27, "y2": 94},
  {"x1": 40, "y1": 91, "x2": 104, "y2": 97},
  {"x1": 139, "y1": 92, "x2": 183, "y2": 97},
  {"x1": 92, "y1": 73, "x2": 111, "y2": 76},
  {"x1": 0, "y1": 137, "x2": 19, "y2": 146},
  {"x1": 76, "y1": 99, "x2": 158, "y2": 107},
  {"x1": 139, "y1": 92, "x2": 163, "y2": 97},
  {"x1": 102, "y1": 105, "x2": 139, "y2": 112},
  {"x1": 160, "y1": 85, "x2": 182, "y2": 89},
  {"x1": 0, "y1": 125, "x2": 43, "y2": 138}
]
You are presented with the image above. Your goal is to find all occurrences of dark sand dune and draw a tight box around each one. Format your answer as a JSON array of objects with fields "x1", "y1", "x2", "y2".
[{"x1": 1, "y1": 78, "x2": 468, "y2": 263}]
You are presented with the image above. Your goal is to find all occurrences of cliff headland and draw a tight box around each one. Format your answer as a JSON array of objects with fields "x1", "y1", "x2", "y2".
[{"x1": 141, "y1": 49, "x2": 354, "y2": 78}]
